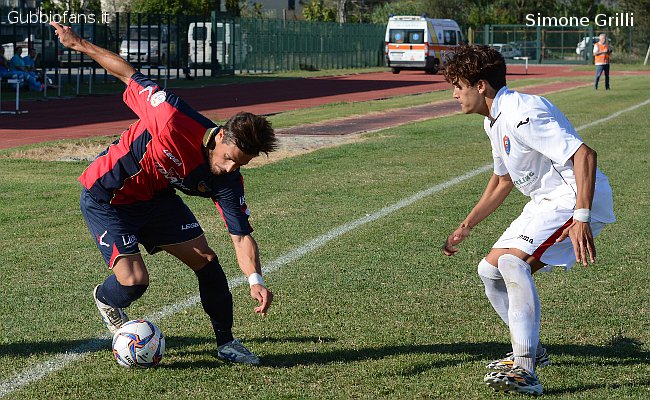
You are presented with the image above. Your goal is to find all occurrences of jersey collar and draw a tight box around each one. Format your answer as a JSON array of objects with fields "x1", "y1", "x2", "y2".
[
  {"x1": 203, "y1": 126, "x2": 221, "y2": 148},
  {"x1": 490, "y1": 86, "x2": 509, "y2": 118}
]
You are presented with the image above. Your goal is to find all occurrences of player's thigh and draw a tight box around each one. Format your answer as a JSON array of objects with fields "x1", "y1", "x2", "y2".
[
  {"x1": 137, "y1": 192, "x2": 211, "y2": 269},
  {"x1": 112, "y1": 253, "x2": 149, "y2": 286},
  {"x1": 160, "y1": 235, "x2": 216, "y2": 271},
  {"x1": 488, "y1": 200, "x2": 572, "y2": 273},
  {"x1": 80, "y1": 188, "x2": 147, "y2": 269}
]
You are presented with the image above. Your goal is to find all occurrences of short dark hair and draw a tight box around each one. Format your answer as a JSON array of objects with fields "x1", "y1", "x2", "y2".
[
  {"x1": 443, "y1": 44, "x2": 507, "y2": 90},
  {"x1": 222, "y1": 112, "x2": 278, "y2": 156}
]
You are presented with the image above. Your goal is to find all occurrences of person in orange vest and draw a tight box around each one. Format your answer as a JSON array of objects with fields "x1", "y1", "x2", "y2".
[{"x1": 593, "y1": 33, "x2": 612, "y2": 90}]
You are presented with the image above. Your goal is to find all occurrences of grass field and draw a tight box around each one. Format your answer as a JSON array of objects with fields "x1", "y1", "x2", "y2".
[{"x1": 1, "y1": 75, "x2": 649, "y2": 399}]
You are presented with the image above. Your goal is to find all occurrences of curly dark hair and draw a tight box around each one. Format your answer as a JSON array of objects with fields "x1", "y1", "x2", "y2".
[
  {"x1": 222, "y1": 112, "x2": 278, "y2": 156},
  {"x1": 443, "y1": 44, "x2": 506, "y2": 90}
]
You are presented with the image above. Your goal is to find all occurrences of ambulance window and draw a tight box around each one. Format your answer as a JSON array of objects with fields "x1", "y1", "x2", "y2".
[
  {"x1": 390, "y1": 29, "x2": 424, "y2": 44},
  {"x1": 390, "y1": 30, "x2": 405, "y2": 44},
  {"x1": 409, "y1": 31, "x2": 424, "y2": 44},
  {"x1": 444, "y1": 30, "x2": 458, "y2": 45}
]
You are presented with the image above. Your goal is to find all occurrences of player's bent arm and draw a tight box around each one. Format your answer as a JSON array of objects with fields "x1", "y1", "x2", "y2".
[
  {"x1": 50, "y1": 22, "x2": 135, "y2": 85},
  {"x1": 462, "y1": 173, "x2": 514, "y2": 229},
  {"x1": 441, "y1": 173, "x2": 513, "y2": 256},
  {"x1": 570, "y1": 144, "x2": 597, "y2": 211}
]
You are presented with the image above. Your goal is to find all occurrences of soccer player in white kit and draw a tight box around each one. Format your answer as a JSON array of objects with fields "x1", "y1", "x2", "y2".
[{"x1": 441, "y1": 45, "x2": 615, "y2": 395}]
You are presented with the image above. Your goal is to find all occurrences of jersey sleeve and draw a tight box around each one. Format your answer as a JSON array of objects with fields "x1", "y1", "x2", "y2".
[
  {"x1": 511, "y1": 104, "x2": 584, "y2": 166},
  {"x1": 123, "y1": 72, "x2": 177, "y2": 136},
  {"x1": 211, "y1": 171, "x2": 254, "y2": 236},
  {"x1": 491, "y1": 144, "x2": 508, "y2": 175}
]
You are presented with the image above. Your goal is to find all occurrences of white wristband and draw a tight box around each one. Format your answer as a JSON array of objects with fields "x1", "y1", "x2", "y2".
[
  {"x1": 573, "y1": 208, "x2": 591, "y2": 223},
  {"x1": 248, "y1": 273, "x2": 264, "y2": 287}
]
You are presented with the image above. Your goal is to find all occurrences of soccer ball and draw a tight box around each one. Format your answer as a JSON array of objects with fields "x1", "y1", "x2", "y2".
[{"x1": 112, "y1": 319, "x2": 165, "y2": 368}]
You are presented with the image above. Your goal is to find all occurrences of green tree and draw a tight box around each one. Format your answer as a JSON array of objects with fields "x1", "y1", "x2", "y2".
[
  {"x1": 131, "y1": 0, "x2": 212, "y2": 15},
  {"x1": 225, "y1": 0, "x2": 241, "y2": 16},
  {"x1": 42, "y1": 0, "x2": 102, "y2": 14},
  {"x1": 303, "y1": 0, "x2": 337, "y2": 22},
  {"x1": 368, "y1": 0, "x2": 423, "y2": 24}
]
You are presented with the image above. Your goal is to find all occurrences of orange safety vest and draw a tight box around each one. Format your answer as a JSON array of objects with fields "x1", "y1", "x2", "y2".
[{"x1": 594, "y1": 42, "x2": 610, "y2": 64}]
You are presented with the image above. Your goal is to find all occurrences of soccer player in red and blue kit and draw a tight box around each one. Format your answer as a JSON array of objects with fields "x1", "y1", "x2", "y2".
[{"x1": 51, "y1": 21, "x2": 277, "y2": 364}]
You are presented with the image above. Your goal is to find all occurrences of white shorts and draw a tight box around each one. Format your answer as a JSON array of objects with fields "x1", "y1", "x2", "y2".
[{"x1": 493, "y1": 199, "x2": 607, "y2": 271}]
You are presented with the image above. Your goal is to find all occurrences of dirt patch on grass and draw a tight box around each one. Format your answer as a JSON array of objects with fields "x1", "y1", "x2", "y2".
[
  {"x1": 247, "y1": 134, "x2": 364, "y2": 167},
  {"x1": 1, "y1": 134, "x2": 365, "y2": 167}
]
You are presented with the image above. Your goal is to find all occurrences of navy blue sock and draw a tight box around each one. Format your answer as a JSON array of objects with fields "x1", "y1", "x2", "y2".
[
  {"x1": 96, "y1": 274, "x2": 148, "y2": 308},
  {"x1": 194, "y1": 257, "x2": 234, "y2": 346}
]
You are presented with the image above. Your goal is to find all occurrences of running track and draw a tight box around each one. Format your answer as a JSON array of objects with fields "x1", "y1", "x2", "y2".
[{"x1": 0, "y1": 65, "x2": 646, "y2": 149}]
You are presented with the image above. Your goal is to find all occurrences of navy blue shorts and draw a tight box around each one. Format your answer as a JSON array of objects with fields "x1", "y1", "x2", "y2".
[{"x1": 80, "y1": 188, "x2": 204, "y2": 268}]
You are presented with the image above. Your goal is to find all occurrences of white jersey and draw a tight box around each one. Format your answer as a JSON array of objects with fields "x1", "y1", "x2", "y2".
[{"x1": 484, "y1": 86, "x2": 615, "y2": 223}]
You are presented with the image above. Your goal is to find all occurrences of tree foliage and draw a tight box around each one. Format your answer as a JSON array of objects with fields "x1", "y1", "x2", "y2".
[
  {"x1": 130, "y1": 0, "x2": 212, "y2": 15},
  {"x1": 42, "y1": 0, "x2": 103, "y2": 14},
  {"x1": 302, "y1": 0, "x2": 337, "y2": 22}
]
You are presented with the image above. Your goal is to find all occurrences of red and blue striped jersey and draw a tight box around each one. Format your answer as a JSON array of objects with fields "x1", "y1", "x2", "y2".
[{"x1": 79, "y1": 72, "x2": 252, "y2": 236}]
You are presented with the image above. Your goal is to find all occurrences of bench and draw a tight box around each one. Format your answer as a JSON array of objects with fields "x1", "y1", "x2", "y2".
[
  {"x1": 0, "y1": 77, "x2": 29, "y2": 115},
  {"x1": 513, "y1": 57, "x2": 529, "y2": 75}
]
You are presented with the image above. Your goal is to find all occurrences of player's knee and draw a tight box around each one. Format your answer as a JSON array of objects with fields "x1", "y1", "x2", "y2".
[
  {"x1": 477, "y1": 258, "x2": 501, "y2": 280},
  {"x1": 116, "y1": 273, "x2": 149, "y2": 286},
  {"x1": 191, "y1": 250, "x2": 217, "y2": 270},
  {"x1": 497, "y1": 254, "x2": 531, "y2": 275},
  {"x1": 195, "y1": 257, "x2": 229, "y2": 291},
  {"x1": 183, "y1": 246, "x2": 217, "y2": 270}
]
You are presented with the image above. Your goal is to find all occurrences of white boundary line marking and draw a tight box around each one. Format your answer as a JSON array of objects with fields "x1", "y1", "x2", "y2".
[{"x1": 1, "y1": 97, "x2": 648, "y2": 398}]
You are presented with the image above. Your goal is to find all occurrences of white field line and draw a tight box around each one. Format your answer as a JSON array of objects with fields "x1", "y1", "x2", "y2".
[{"x1": 1, "y1": 98, "x2": 648, "y2": 398}]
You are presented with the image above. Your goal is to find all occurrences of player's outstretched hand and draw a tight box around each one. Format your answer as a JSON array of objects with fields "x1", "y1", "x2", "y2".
[
  {"x1": 250, "y1": 284, "x2": 273, "y2": 317},
  {"x1": 49, "y1": 22, "x2": 83, "y2": 51},
  {"x1": 442, "y1": 223, "x2": 471, "y2": 256},
  {"x1": 556, "y1": 220, "x2": 595, "y2": 266}
]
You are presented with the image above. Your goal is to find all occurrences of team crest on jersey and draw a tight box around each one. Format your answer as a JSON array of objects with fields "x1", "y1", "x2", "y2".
[
  {"x1": 150, "y1": 91, "x2": 166, "y2": 107},
  {"x1": 503, "y1": 135, "x2": 511, "y2": 155},
  {"x1": 197, "y1": 181, "x2": 211, "y2": 193}
]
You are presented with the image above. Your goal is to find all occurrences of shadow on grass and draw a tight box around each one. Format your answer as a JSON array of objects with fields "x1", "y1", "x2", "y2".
[
  {"x1": 253, "y1": 337, "x2": 648, "y2": 369},
  {"x1": 157, "y1": 336, "x2": 339, "y2": 369},
  {"x1": 543, "y1": 379, "x2": 650, "y2": 396},
  {"x1": 0, "y1": 338, "x2": 112, "y2": 358},
  {"x1": 2, "y1": 335, "x2": 647, "y2": 375}
]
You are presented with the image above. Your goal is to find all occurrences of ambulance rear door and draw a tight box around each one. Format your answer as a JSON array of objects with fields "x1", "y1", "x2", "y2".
[{"x1": 386, "y1": 18, "x2": 427, "y2": 67}]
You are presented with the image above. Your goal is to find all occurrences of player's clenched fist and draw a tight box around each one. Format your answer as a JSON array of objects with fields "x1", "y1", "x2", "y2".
[
  {"x1": 442, "y1": 223, "x2": 471, "y2": 256},
  {"x1": 50, "y1": 22, "x2": 83, "y2": 51}
]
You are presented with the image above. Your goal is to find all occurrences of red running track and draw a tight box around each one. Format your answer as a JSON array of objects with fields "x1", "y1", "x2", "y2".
[{"x1": 0, "y1": 64, "x2": 645, "y2": 149}]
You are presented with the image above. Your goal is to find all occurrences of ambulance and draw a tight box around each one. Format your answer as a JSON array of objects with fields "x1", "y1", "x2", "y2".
[{"x1": 384, "y1": 16, "x2": 464, "y2": 74}]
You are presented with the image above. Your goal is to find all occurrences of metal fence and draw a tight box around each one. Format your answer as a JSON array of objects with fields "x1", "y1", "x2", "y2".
[
  {"x1": 237, "y1": 18, "x2": 385, "y2": 73},
  {"x1": 472, "y1": 24, "x2": 634, "y2": 64},
  {"x1": 1, "y1": 8, "x2": 385, "y2": 87}
]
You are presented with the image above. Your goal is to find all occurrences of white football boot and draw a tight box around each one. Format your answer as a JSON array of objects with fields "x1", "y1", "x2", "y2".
[{"x1": 93, "y1": 285, "x2": 129, "y2": 334}]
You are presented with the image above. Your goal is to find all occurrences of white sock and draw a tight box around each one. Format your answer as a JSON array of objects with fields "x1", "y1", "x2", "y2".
[
  {"x1": 477, "y1": 258, "x2": 509, "y2": 325},
  {"x1": 498, "y1": 254, "x2": 541, "y2": 374}
]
